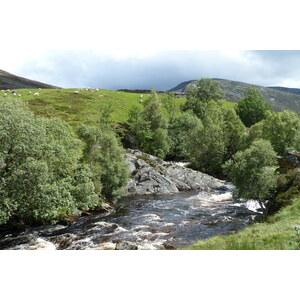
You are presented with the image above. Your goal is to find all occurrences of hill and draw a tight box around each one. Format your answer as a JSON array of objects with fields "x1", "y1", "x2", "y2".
[
  {"x1": 268, "y1": 86, "x2": 300, "y2": 96},
  {"x1": 0, "y1": 88, "x2": 187, "y2": 129},
  {"x1": 0, "y1": 69, "x2": 59, "y2": 90},
  {"x1": 168, "y1": 78, "x2": 300, "y2": 112},
  {"x1": 0, "y1": 88, "x2": 234, "y2": 130}
]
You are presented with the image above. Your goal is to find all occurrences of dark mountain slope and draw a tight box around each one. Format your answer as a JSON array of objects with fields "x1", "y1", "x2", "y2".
[{"x1": 0, "y1": 69, "x2": 60, "y2": 89}]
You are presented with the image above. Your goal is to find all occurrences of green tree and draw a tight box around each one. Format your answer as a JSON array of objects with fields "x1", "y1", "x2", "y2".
[
  {"x1": 261, "y1": 110, "x2": 300, "y2": 155},
  {"x1": 168, "y1": 111, "x2": 203, "y2": 160},
  {"x1": 127, "y1": 92, "x2": 170, "y2": 158},
  {"x1": 187, "y1": 102, "x2": 245, "y2": 176},
  {"x1": 224, "y1": 139, "x2": 278, "y2": 215},
  {"x1": 0, "y1": 98, "x2": 99, "y2": 225},
  {"x1": 235, "y1": 87, "x2": 272, "y2": 127},
  {"x1": 78, "y1": 107, "x2": 129, "y2": 199},
  {"x1": 239, "y1": 110, "x2": 300, "y2": 155},
  {"x1": 182, "y1": 78, "x2": 224, "y2": 119}
]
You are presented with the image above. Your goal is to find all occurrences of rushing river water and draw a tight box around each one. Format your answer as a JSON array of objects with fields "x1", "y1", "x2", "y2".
[{"x1": 0, "y1": 185, "x2": 261, "y2": 250}]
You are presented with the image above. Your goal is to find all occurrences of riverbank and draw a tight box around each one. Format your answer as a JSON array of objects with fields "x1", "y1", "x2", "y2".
[{"x1": 186, "y1": 194, "x2": 300, "y2": 250}]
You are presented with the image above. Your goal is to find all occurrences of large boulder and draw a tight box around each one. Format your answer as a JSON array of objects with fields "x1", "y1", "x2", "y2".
[{"x1": 124, "y1": 149, "x2": 226, "y2": 196}]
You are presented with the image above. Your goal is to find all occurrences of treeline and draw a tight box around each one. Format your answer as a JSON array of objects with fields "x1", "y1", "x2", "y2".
[{"x1": 126, "y1": 78, "x2": 300, "y2": 215}]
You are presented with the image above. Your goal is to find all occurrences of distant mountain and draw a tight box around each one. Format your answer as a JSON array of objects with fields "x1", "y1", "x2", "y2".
[
  {"x1": 0, "y1": 69, "x2": 59, "y2": 90},
  {"x1": 268, "y1": 86, "x2": 300, "y2": 96},
  {"x1": 168, "y1": 78, "x2": 300, "y2": 112}
]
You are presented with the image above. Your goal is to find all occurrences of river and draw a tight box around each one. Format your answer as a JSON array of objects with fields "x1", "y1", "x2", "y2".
[{"x1": 0, "y1": 184, "x2": 261, "y2": 250}]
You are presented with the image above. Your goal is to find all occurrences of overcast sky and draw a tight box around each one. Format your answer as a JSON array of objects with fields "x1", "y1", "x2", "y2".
[{"x1": 1, "y1": 1, "x2": 300, "y2": 90}]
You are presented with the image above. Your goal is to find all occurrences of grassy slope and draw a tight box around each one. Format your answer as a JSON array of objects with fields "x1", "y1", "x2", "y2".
[
  {"x1": 187, "y1": 196, "x2": 300, "y2": 250},
  {"x1": 1, "y1": 89, "x2": 234, "y2": 129}
]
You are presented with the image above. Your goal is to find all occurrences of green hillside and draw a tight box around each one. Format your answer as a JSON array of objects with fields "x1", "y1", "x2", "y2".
[{"x1": 0, "y1": 88, "x2": 234, "y2": 128}]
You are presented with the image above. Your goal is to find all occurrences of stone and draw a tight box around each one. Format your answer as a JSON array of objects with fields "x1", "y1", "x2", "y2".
[
  {"x1": 124, "y1": 149, "x2": 226, "y2": 196},
  {"x1": 115, "y1": 241, "x2": 138, "y2": 250},
  {"x1": 163, "y1": 242, "x2": 176, "y2": 250}
]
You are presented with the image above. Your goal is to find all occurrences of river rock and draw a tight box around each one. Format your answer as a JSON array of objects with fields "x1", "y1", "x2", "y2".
[
  {"x1": 125, "y1": 149, "x2": 226, "y2": 196},
  {"x1": 278, "y1": 150, "x2": 300, "y2": 172},
  {"x1": 115, "y1": 241, "x2": 138, "y2": 250}
]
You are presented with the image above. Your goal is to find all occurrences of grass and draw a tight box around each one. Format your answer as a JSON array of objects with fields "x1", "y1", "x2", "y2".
[
  {"x1": 186, "y1": 196, "x2": 300, "y2": 250},
  {"x1": 1, "y1": 89, "x2": 186, "y2": 129},
  {"x1": 1, "y1": 89, "x2": 235, "y2": 130}
]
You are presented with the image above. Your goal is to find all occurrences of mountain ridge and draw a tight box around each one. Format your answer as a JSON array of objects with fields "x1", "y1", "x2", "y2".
[
  {"x1": 0, "y1": 69, "x2": 60, "y2": 89},
  {"x1": 168, "y1": 78, "x2": 300, "y2": 112}
]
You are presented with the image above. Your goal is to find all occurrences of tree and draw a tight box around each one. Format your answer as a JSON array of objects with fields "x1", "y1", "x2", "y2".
[
  {"x1": 168, "y1": 111, "x2": 203, "y2": 160},
  {"x1": 127, "y1": 92, "x2": 170, "y2": 158},
  {"x1": 235, "y1": 87, "x2": 272, "y2": 127},
  {"x1": 223, "y1": 139, "x2": 278, "y2": 215},
  {"x1": 187, "y1": 102, "x2": 245, "y2": 176},
  {"x1": 239, "y1": 110, "x2": 300, "y2": 155},
  {"x1": 182, "y1": 78, "x2": 224, "y2": 119},
  {"x1": 78, "y1": 106, "x2": 129, "y2": 199},
  {"x1": 260, "y1": 110, "x2": 300, "y2": 155},
  {"x1": 0, "y1": 98, "x2": 100, "y2": 225}
]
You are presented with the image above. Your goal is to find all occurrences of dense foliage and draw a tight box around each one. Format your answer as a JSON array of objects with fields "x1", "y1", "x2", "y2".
[
  {"x1": 182, "y1": 78, "x2": 224, "y2": 119},
  {"x1": 187, "y1": 102, "x2": 246, "y2": 176},
  {"x1": 0, "y1": 99, "x2": 100, "y2": 225},
  {"x1": 235, "y1": 87, "x2": 272, "y2": 127},
  {"x1": 77, "y1": 106, "x2": 129, "y2": 199},
  {"x1": 224, "y1": 139, "x2": 278, "y2": 213},
  {"x1": 244, "y1": 110, "x2": 300, "y2": 155},
  {"x1": 0, "y1": 98, "x2": 129, "y2": 226},
  {"x1": 127, "y1": 92, "x2": 169, "y2": 158}
]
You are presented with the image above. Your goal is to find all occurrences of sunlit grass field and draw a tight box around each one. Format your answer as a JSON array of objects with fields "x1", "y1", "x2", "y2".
[{"x1": 1, "y1": 89, "x2": 235, "y2": 129}]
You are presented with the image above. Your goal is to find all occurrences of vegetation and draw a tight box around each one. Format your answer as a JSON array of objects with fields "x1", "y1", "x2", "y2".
[
  {"x1": 224, "y1": 139, "x2": 278, "y2": 214},
  {"x1": 182, "y1": 78, "x2": 224, "y2": 119},
  {"x1": 0, "y1": 98, "x2": 100, "y2": 225},
  {"x1": 77, "y1": 106, "x2": 129, "y2": 199},
  {"x1": 127, "y1": 93, "x2": 170, "y2": 158},
  {"x1": 187, "y1": 102, "x2": 246, "y2": 176},
  {"x1": 235, "y1": 87, "x2": 272, "y2": 127},
  {"x1": 0, "y1": 97, "x2": 129, "y2": 226},
  {"x1": 239, "y1": 110, "x2": 300, "y2": 156}
]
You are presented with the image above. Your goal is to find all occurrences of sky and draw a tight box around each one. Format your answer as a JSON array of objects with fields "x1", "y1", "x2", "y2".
[{"x1": 1, "y1": 0, "x2": 300, "y2": 90}]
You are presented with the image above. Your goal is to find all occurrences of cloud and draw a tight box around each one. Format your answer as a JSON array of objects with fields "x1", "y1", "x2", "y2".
[{"x1": 14, "y1": 50, "x2": 300, "y2": 90}]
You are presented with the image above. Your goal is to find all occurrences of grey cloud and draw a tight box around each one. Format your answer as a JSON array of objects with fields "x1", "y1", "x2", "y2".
[{"x1": 15, "y1": 50, "x2": 300, "y2": 90}]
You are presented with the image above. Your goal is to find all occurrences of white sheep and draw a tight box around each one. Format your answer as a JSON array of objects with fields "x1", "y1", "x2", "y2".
[
  {"x1": 140, "y1": 95, "x2": 143, "y2": 98},
  {"x1": 34, "y1": 92, "x2": 39, "y2": 96},
  {"x1": 73, "y1": 91, "x2": 80, "y2": 94},
  {"x1": 28, "y1": 91, "x2": 32, "y2": 94},
  {"x1": 18, "y1": 94, "x2": 22, "y2": 97},
  {"x1": 3, "y1": 93, "x2": 7, "y2": 97},
  {"x1": 139, "y1": 99, "x2": 143, "y2": 103},
  {"x1": 95, "y1": 88, "x2": 99, "y2": 92}
]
